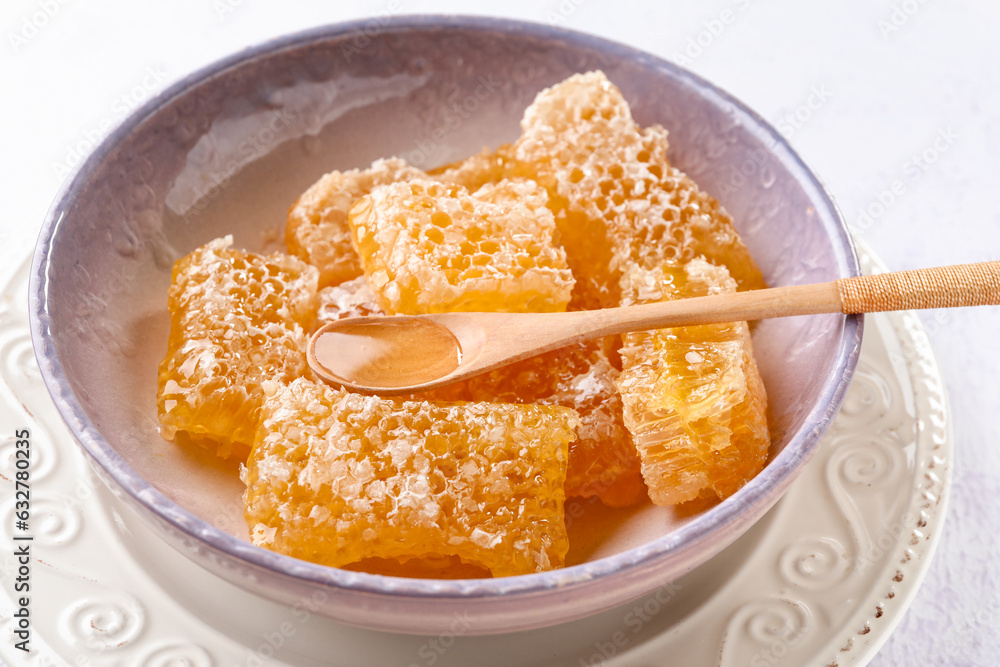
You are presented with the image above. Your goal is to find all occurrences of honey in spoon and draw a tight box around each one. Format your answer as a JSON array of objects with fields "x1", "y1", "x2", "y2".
[{"x1": 309, "y1": 318, "x2": 462, "y2": 390}]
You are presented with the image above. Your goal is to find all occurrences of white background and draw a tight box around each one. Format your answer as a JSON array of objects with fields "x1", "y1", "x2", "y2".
[{"x1": 3, "y1": 0, "x2": 999, "y2": 664}]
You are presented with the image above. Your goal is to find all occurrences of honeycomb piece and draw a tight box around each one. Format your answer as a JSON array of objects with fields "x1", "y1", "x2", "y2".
[
  {"x1": 348, "y1": 178, "x2": 574, "y2": 314},
  {"x1": 464, "y1": 339, "x2": 645, "y2": 507},
  {"x1": 511, "y1": 71, "x2": 766, "y2": 309},
  {"x1": 429, "y1": 145, "x2": 514, "y2": 191},
  {"x1": 243, "y1": 378, "x2": 579, "y2": 577},
  {"x1": 157, "y1": 237, "x2": 319, "y2": 456},
  {"x1": 316, "y1": 276, "x2": 383, "y2": 324},
  {"x1": 286, "y1": 157, "x2": 426, "y2": 287},
  {"x1": 615, "y1": 259, "x2": 769, "y2": 505}
]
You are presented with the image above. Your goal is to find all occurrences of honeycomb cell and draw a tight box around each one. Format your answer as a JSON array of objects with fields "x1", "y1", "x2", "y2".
[
  {"x1": 615, "y1": 259, "x2": 770, "y2": 505},
  {"x1": 511, "y1": 71, "x2": 766, "y2": 309},
  {"x1": 348, "y1": 178, "x2": 574, "y2": 314},
  {"x1": 243, "y1": 378, "x2": 579, "y2": 577},
  {"x1": 157, "y1": 236, "x2": 319, "y2": 457},
  {"x1": 286, "y1": 157, "x2": 426, "y2": 287},
  {"x1": 463, "y1": 338, "x2": 645, "y2": 507}
]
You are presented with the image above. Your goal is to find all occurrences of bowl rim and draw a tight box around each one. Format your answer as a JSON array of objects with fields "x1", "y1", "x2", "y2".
[{"x1": 28, "y1": 14, "x2": 863, "y2": 601}]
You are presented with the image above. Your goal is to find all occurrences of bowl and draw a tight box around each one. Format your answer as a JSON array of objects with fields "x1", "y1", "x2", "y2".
[{"x1": 28, "y1": 15, "x2": 862, "y2": 635}]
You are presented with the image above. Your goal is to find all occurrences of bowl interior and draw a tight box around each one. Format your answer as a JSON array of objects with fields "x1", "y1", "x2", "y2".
[{"x1": 32, "y1": 18, "x2": 859, "y2": 594}]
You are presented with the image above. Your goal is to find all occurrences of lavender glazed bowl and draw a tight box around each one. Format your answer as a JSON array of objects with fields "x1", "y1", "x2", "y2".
[{"x1": 29, "y1": 16, "x2": 862, "y2": 635}]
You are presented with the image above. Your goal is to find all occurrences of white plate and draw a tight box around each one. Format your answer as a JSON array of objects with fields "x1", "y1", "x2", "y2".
[{"x1": 0, "y1": 239, "x2": 949, "y2": 666}]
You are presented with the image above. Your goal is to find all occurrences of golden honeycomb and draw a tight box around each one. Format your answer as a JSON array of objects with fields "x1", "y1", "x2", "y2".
[
  {"x1": 243, "y1": 378, "x2": 579, "y2": 577},
  {"x1": 157, "y1": 236, "x2": 319, "y2": 456},
  {"x1": 615, "y1": 259, "x2": 770, "y2": 505},
  {"x1": 316, "y1": 276, "x2": 383, "y2": 324},
  {"x1": 348, "y1": 178, "x2": 574, "y2": 314},
  {"x1": 510, "y1": 71, "x2": 766, "y2": 309},
  {"x1": 462, "y1": 339, "x2": 645, "y2": 507},
  {"x1": 287, "y1": 150, "x2": 516, "y2": 289},
  {"x1": 286, "y1": 157, "x2": 426, "y2": 288}
]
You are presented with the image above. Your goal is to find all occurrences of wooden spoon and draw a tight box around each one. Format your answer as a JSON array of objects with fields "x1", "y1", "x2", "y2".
[{"x1": 308, "y1": 261, "x2": 1000, "y2": 395}]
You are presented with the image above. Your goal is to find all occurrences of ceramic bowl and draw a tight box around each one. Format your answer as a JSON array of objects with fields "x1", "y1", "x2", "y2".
[{"x1": 29, "y1": 16, "x2": 862, "y2": 635}]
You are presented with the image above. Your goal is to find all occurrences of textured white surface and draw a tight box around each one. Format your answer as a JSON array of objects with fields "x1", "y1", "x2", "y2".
[{"x1": 2, "y1": 0, "x2": 999, "y2": 664}]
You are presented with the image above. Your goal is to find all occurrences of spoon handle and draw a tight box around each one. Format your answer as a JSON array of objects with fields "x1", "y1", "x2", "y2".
[
  {"x1": 836, "y1": 261, "x2": 1000, "y2": 313},
  {"x1": 582, "y1": 260, "x2": 1000, "y2": 338}
]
